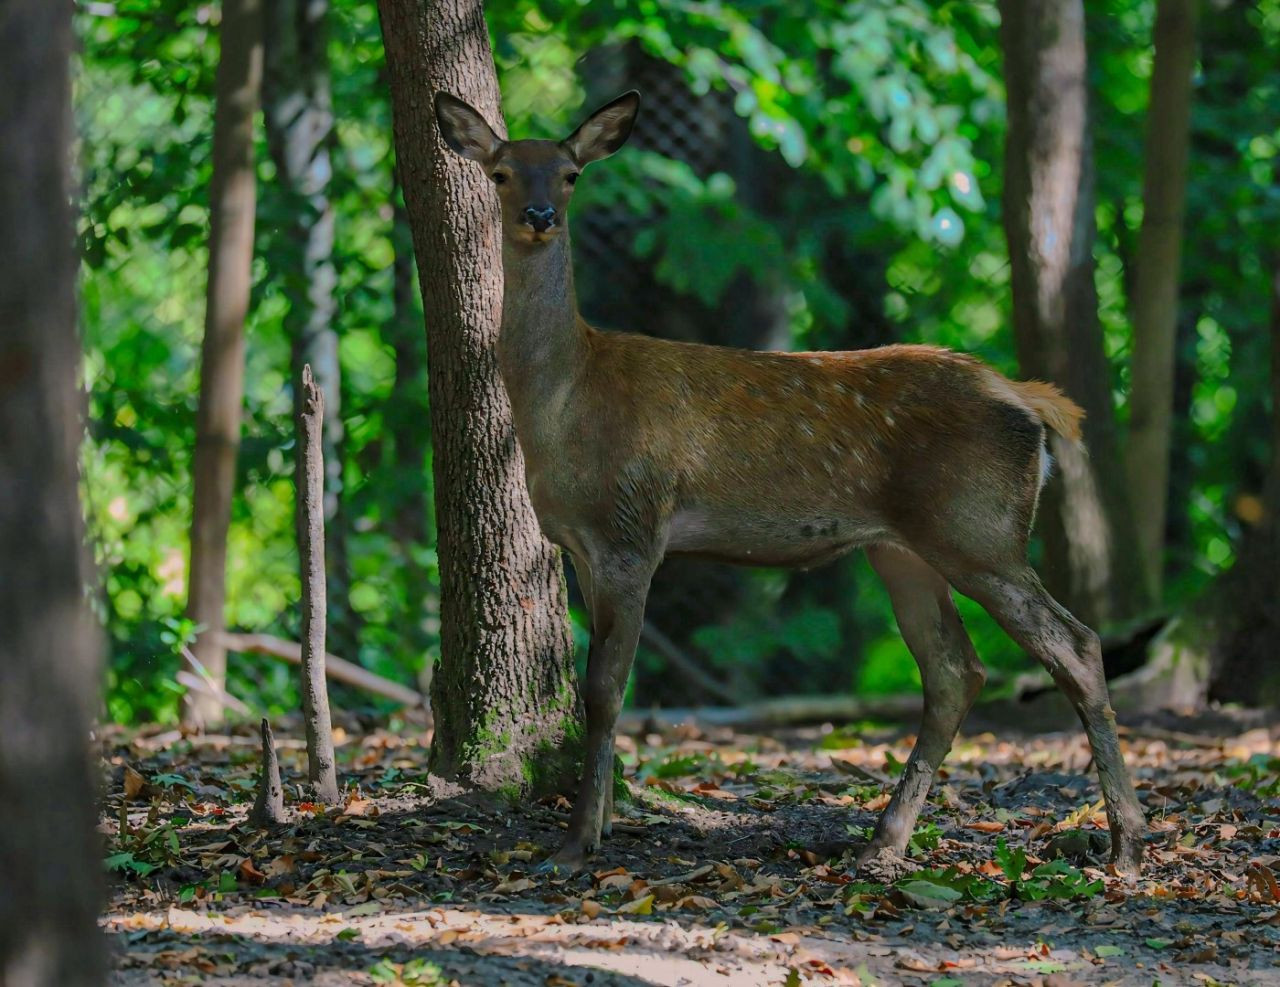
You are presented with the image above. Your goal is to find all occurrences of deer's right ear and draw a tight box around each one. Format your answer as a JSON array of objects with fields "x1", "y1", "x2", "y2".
[{"x1": 434, "y1": 92, "x2": 502, "y2": 164}]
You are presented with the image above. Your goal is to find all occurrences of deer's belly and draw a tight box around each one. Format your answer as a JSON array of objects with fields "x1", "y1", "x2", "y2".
[{"x1": 665, "y1": 506, "x2": 885, "y2": 569}]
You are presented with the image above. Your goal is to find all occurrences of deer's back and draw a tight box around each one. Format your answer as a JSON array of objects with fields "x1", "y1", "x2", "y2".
[{"x1": 556, "y1": 332, "x2": 1047, "y2": 564}]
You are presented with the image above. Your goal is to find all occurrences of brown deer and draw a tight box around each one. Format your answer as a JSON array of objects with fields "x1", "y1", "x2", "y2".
[{"x1": 434, "y1": 90, "x2": 1147, "y2": 876}]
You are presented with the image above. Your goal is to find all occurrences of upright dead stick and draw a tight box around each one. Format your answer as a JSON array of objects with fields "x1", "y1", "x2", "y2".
[
  {"x1": 298, "y1": 364, "x2": 340, "y2": 803},
  {"x1": 249, "y1": 718, "x2": 286, "y2": 826}
]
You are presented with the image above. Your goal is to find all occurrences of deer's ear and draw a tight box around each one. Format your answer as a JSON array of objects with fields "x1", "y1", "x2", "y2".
[
  {"x1": 434, "y1": 92, "x2": 503, "y2": 163},
  {"x1": 562, "y1": 91, "x2": 641, "y2": 166}
]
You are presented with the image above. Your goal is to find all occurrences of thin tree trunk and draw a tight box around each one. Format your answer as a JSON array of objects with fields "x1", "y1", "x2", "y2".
[
  {"x1": 297, "y1": 366, "x2": 340, "y2": 803},
  {"x1": 262, "y1": 0, "x2": 355, "y2": 660},
  {"x1": 184, "y1": 0, "x2": 264, "y2": 727},
  {"x1": 999, "y1": 0, "x2": 1150, "y2": 626},
  {"x1": 376, "y1": 0, "x2": 581, "y2": 792},
  {"x1": 0, "y1": 0, "x2": 104, "y2": 979},
  {"x1": 1126, "y1": 0, "x2": 1198, "y2": 596}
]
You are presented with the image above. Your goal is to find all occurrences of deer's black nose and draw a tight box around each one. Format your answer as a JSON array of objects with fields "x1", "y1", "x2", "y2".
[{"x1": 522, "y1": 205, "x2": 556, "y2": 232}]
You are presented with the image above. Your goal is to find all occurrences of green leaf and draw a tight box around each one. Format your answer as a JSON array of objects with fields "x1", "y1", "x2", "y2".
[
  {"x1": 897, "y1": 878, "x2": 963, "y2": 909},
  {"x1": 994, "y1": 838, "x2": 1026, "y2": 882}
]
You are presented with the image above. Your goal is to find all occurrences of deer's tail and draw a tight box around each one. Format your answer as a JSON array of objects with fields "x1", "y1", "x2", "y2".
[{"x1": 1009, "y1": 379, "x2": 1084, "y2": 444}]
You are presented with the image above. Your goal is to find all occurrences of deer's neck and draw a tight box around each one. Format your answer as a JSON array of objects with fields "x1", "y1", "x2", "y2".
[{"x1": 499, "y1": 232, "x2": 588, "y2": 429}]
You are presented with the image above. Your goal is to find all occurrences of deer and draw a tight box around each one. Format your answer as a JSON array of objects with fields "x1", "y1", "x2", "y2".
[{"x1": 433, "y1": 89, "x2": 1147, "y2": 877}]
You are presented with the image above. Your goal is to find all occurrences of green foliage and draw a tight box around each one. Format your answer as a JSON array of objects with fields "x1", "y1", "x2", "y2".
[
  {"x1": 368, "y1": 958, "x2": 448, "y2": 986},
  {"x1": 893, "y1": 848, "x2": 1102, "y2": 910},
  {"x1": 107, "y1": 815, "x2": 189, "y2": 879},
  {"x1": 995, "y1": 838, "x2": 1104, "y2": 900},
  {"x1": 76, "y1": 0, "x2": 1280, "y2": 719}
]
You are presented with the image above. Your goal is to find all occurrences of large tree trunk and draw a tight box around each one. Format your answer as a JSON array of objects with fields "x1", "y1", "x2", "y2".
[
  {"x1": 376, "y1": 0, "x2": 581, "y2": 792},
  {"x1": 262, "y1": 0, "x2": 355, "y2": 657},
  {"x1": 1125, "y1": 0, "x2": 1198, "y2": 597},
  {"x1": 184, "y1": 0, "x2": 264, "y2": 727},
  {"x1": 999, "y1": 0, "x2": 1150, "y2": 627},
  {"x1": 0, "y1": 0, "x2": 104, "y2": 980},
  {"x1": 1210, "y1": 253, "x2": 1280, "y2": 702}
]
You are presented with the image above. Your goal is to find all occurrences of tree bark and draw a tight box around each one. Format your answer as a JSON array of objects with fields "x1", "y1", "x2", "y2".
[
  {"x1": 376, "y1": 0, "x2": 581, "y2": 792},
  {"x1": 999, "y1": 0, "x2": 1150, "y2": 626},
  {"x1": 262, "y1": 0, "x2": 355, "y2": 657},
  {"x1": 0, "y1": 0, "x2": 104, "y2": 980},
  {"x1": 1126, "y1": 0, "x2": 1198, "y2": 596},
  {"x1": 297, "y1": 366, "x2": 340, "y2": 803},
  {"x1": 184, "y1": 0, "x2": 264, "y2": 727}
]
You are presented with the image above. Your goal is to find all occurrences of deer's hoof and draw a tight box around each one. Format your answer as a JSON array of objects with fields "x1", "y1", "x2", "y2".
[{"x1": 535, "y1": 844, "x2": 590, "y2": 877}]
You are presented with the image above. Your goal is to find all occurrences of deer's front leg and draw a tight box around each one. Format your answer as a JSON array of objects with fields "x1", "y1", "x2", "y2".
[{"x1": 543, "y1": 557, "x2": 650, "y2": 873}]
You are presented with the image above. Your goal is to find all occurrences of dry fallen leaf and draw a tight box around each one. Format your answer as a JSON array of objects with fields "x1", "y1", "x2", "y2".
[{"x1": 123, "y1": 766, "x2": 148, "y2": 800}]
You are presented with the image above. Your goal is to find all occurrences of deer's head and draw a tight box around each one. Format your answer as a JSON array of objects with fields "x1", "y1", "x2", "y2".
[{"x1": 434, "y1": 90, "x2": 640, "y2": 246}]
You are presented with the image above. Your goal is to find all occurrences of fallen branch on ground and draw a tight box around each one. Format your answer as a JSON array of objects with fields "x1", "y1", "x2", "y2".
[
  {"x1": 617, "y1": 693, "x2": 922, "y2": 733},
  {"x1": 218, "y1": 631, "x2": 424, "y2": 708}
]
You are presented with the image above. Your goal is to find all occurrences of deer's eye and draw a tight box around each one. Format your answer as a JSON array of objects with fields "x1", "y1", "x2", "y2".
[
  {"x1": 565, "y1": 172, "x2": 580, "y2": 186},
  {"x1": 491, "y1": 172, "x2": 509, "y2": 185}
]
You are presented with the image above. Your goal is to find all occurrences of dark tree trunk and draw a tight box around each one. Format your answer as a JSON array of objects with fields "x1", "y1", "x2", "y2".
[
  {"x1": 1126, "y1": 0, "x2": 1198, "y2": 596},
  {"x1": 0, "y1": 0, "x2": 104, "y2": 979},
  {"x1": 297, "y1": 366, "x2": 340, "y2": 803},
  {"x1": 1210, "y1": 254, "x2": 1280, "y2": 702},
  {"x1": 999, "y1": 0, "x2": 1150, "y2": 627},
  {"x1": 184, "y1": 0, "x2": 264, "y2": 726},
  {"x1": 262, "y1": 0, "x2": 355, "y2": 659},
  {"x1": 376, "y1": 0, "x2": 581, "y2": 792}
]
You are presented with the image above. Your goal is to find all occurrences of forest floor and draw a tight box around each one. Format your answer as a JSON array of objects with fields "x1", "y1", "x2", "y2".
[{"x1": 100, "y1": 705, "x2": 1280, "y2": 987}]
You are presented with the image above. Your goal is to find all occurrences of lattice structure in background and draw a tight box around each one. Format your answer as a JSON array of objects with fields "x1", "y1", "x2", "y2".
[{"x1": 574, "y1": 49, "x2": 738, "y2": 310}]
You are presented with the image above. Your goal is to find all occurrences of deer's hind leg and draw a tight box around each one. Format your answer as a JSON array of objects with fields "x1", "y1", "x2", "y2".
[
  {"x1": 855, "y1": 545, "x2": 986, "y2": 875},
  {"x1": 943, "y1": 561, "x2": 1146, "y2": 872}
]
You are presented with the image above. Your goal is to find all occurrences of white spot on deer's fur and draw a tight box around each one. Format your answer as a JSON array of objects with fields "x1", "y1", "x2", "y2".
[
  {"x1": 799, "y1": 421, "x2": 816, "y2": 438},
  {"x1": 884, "y1": 413, "x2": 895, "y2": 427}
]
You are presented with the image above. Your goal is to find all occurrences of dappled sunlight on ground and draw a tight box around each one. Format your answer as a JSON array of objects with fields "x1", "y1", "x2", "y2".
[{"x1": 101, "y1": 710, "x2": 1280, "y2": 985}]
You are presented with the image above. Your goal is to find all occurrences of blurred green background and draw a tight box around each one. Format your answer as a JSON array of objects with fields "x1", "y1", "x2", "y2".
[{"x1": 74, "y1": 0, "x2": 1280, "y2": 723}]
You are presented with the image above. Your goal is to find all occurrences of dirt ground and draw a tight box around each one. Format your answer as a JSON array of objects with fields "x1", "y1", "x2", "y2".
[{"x1": 100, "y1": 706, "x2": 1280, "y2": 986}]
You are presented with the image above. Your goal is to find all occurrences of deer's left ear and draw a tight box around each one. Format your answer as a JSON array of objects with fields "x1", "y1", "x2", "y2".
[{"x1": 562, "y1": 91, "x2": 641, "y2": 166}]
